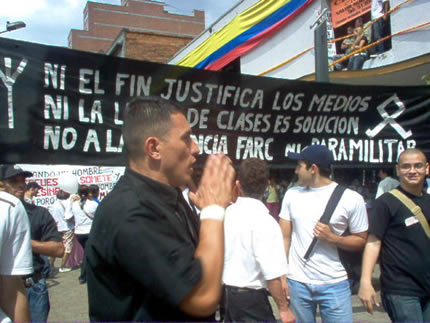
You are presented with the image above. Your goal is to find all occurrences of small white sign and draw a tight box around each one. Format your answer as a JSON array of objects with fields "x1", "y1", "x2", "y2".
[{"x1": 404, "y1": 216, "x2": 419, "y2": 227}]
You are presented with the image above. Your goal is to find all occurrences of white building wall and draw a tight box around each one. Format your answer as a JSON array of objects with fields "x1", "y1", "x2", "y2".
[
  {"x1": 245, "y1": 0, "x2": 430, "y2": 77},
  {"x1": 171, "y1": 0, "x2": 430, "y2": 79},
  {"x1": 241, "y1": 0, "x2": 320, "y2": 79}
]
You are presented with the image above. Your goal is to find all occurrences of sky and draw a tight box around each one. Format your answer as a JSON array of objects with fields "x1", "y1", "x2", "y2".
[{"x1": 0, "y1": 0, "x2": 238, "y2": 47}]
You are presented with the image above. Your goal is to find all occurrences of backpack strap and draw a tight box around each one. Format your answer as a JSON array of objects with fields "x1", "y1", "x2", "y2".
[
  {"x1": 79, "y1": 200, "x2": 94, "y2": 221},
  {"x1": 389, "y1": 189, "x2": 430, "y2": 239},
  {"x1": 304, "y1": 185, "x2": 347, "y2": 260}
]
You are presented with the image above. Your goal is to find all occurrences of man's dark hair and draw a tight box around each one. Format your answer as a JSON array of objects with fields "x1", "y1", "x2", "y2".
[
  {"x1": 26, "y1": 182, "x2": 41, "y2": 190},
  {"x1": 78, "y1": 184, "x2": 90, "y2": 209},
  {"x1": 380, "y1": 168, "x2": 394, "y2": 177},
  {"x1": 88, "y1": 184, "x2": 100, "y2": 196},
  {"x1": 78, "y1": 184, "x2": 89, "y2": 199},
  {"x1": 56, "y1": 189, "x2": 70, "y2": 200},
  {"x1": 122, "y1": 96, "x2": 185, "y2": 161},
  {"x1": 238, "y1": 158, "x2": 269, "y2": 199},
  {"x1": 303, "y1": 160, "x2": 331, "y2": 178}
]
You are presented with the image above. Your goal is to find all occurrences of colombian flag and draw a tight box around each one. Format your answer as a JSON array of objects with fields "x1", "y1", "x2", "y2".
[{"x1": 176, "y1": 0, "x2": 314, "y2": 70}]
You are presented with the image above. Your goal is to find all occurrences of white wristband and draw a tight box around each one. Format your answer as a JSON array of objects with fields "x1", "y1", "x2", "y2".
[{"x1": 200, "y1": 205, "x2": 225, "y2": 222}]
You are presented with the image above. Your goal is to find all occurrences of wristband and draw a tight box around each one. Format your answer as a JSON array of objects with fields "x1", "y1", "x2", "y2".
[{"x1": 200, "y1": 205, "x2": 225, "y2": 222}]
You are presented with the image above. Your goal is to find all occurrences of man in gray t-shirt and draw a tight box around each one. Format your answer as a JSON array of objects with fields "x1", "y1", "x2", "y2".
[{"x1": 376, "y1": 168, "x2": 399, "y2": 198}]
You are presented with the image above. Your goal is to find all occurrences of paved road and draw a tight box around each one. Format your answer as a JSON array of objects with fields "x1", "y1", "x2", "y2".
[{"x1": 47, "y1": 261, "x2": 390, "y2": 322}]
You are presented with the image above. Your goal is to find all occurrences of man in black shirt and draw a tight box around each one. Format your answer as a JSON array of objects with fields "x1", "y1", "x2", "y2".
[
  {"x1": 86, "y1": 97, "x2": 235, "y2": 321},
  {"x1": 0, "y1": 165, "x2": 64, "y2": 322},
  {"x1": 359, "y1": 148, "x2": 430, "y2": 322}
]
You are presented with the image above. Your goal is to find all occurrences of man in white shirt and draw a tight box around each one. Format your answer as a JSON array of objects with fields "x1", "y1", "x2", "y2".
[
  {"x1": 0, "y1": 165, "x2": 63, "y2": 322},
  {"x1": 0, "y1": 167, "x2": 33, "y2": 322},
  {"x1": 375, "y1": 168, "x2": 399, "y2": 198},
  {"x1": 223, "y1": 158, "x2": 295, "y2": 323},
  {"x1": 279, "y1": 145, "x2": 368, "y2": 322},
  {"x1": 371, "y1": 0, "x2": 390, "y2": 54}
]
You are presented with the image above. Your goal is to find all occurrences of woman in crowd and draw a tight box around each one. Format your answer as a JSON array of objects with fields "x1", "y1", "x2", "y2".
[
  {"x1": 50, "y1": 174, "x2": 80, "y2": 273},
  {"x1": 88, "y1": 184, "x2": 100, "y2": 204},
  {"x1": 71, "y1": 184, "x2": 98, "y2": 284},
  {"x1": 265, "y1": 175, "x2": 281, "y2": 222},
  {"x1": 50, "y1": 189, "x2": 75, "y2": 273}
]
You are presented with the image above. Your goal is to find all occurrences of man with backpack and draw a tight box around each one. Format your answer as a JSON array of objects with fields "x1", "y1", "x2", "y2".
[
  {"x1": 359, "y1": 148, "x2": 430, "y2": 322},
  {"x1": 279, "y1": 145, "x2": 368, "y2": 322}
]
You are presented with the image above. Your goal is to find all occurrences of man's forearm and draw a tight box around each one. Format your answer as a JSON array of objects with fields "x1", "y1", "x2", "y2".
[
  {"x1": 31, "y1": 240, "x2": 64, "y2": 258},
  {"x1": 327, "y1": 231, "x2": 368, "y2": 251},
  {"x1": 267, "y1": 277, "x2": 289, "y2": 312},
  {"x1": 0, "y1": 275, "x2": 30, "y2": 321},
  {"x1": 181, "y1": 154, "x2": 234, "y2": 317},
  {"x1": 360, "y1": 234, "x2": 381, "y2": 284},
  {"x1": 180, "y1": 209, "x2": 225, "y2": 317},
  {"x1": 283, "y1": 238, "x2": 291, "y2": 261},
  {"x1": 279, "y1": 219, "x2": 292, "y2": 260}
]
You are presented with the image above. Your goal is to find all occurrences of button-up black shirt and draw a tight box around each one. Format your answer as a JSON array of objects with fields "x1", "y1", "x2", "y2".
[{"x1": 86, "y1": 168, "x2": 205, "y2": 321}]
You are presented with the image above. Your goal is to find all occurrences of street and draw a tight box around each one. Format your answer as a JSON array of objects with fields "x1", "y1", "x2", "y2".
[{"x1": 47, "y1": 261, "x2": 390, "y2": 322}]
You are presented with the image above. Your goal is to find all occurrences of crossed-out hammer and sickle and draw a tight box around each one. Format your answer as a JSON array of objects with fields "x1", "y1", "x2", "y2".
[{"x1": 365, "y1": 94, "x2": 412, "y2": 139}]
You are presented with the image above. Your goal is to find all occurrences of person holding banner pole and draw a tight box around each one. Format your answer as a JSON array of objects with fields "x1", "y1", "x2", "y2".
[{"x1": 85, "y1": 96, "x2": 235, "y2": 321}]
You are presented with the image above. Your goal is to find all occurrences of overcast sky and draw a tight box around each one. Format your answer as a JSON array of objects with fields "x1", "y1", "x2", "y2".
[{"x1": 0, "y1": 0, "x2": 238, "y2": 47}]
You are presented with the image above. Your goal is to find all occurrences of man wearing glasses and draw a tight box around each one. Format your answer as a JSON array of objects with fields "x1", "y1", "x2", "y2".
[{"x1": 359, "y1": 148, "x2": 430, "y2": 322}]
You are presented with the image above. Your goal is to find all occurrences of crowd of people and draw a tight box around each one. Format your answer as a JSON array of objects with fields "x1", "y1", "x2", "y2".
[
  {"x1": 333, "y1": 0, "x2": 391, "y2": 71},
  {"x1": 0, "y1": 167, "x2": 101, "y2": 322},
  {"x1": 1, "y1": 96, "x2": 429, "y2": 323}
]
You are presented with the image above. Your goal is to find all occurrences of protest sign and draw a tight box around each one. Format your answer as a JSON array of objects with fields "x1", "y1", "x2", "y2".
[
  {"x1": 17, "y1": 164, "x2": 124, "y2": 208},
  {"x1": 1, "y1": 38, "x2": 429, "y2": 168},
  {"x1": 331, "y1": 0, "x2": 371, "y2": 28}
]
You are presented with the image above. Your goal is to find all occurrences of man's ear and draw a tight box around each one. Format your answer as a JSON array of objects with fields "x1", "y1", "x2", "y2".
[
  {"x1": 311, "y1": 163, "x2": 318, "y2": 175},
  {"x1": 144, "y1": 136, "x2": 162, "y2": 160},
  {"x1": 232, "y1": 180, "x2": 240, "y2": 202}
]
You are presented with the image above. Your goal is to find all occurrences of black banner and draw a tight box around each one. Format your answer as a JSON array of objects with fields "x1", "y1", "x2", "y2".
[{"x1": 1, "y1": 38, "x2": 429, "y2": 167}]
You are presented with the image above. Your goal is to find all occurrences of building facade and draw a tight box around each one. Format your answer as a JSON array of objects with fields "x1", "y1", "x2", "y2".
[
  {"x1": 69, "y1": 0, "x2": 205, "y2": 62},
  {"x1": 107, "y1": 29, "x2": 195, "y2": 63},
  {"x1": 169, "y1": 0, "x2": 430, "y2": 86}
]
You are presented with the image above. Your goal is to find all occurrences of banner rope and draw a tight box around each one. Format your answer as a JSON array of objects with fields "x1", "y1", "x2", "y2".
[{"x1": 329, "y1": 20, "x2": 430, "y2": 68}]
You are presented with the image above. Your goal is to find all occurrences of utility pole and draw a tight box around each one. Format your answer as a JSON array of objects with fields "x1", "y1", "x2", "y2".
[{"x1": 311, "y1": 0, "x2": 330, "y2": 82}]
